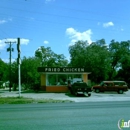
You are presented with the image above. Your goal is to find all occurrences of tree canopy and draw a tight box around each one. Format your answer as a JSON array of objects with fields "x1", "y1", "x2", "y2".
[
  {"x1": 35, "y1": 46, "x2": 68, "y2": 67},
  {"x1": 69, "y1": 39, "x2": 130, "y2": 84},
  {"x1": 0, "y1": 39, "x2": 130, "y2": 89}
]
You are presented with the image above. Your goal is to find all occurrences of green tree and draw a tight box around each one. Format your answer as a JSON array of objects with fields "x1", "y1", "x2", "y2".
[
  {"x1": 0, "y1": 59, "x2": 9, "y2": 81},
  {"x1": 69, "y1": 40, "x2": 89, "y2": 67},
  {"x1": 108, "y1": 40, "x2": 130, "y2": 80},
  {"x1": 21, "y1": 56, "x2": 40, "y2": 90},
  {"x1": 35, "y1": 46, "x2": 68, "y2": 67},
  {"x1": 115, "y1": 40, "x2": 130, "y2": 84},
  {"x1": 69, "y1": 39, "x2": 110, "y2": 83}
]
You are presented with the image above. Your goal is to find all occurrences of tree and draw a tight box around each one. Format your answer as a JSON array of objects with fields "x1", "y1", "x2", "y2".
[
  {"x1": 21, "y1": 56, "x2": 40, "y2": 89},
  {"x1": 115, "y1": 40, "x2": 130, "y2": 84},
  {"x1": 0, "y1": 59, "x2": 9, "y2": 81},
  {"x1": 69, "y1": 40, "x2": 89, "y2": 67},
  {"x1": 108, "y1": 40, "x2": 130, "y2": 80},
  {"x1": 86, "y1": 41, "x2": 110, "y2": 82},
  {"x1": 69, "y1": 39, "x2": 110, "y2": 83},
  {"x1": 35, "y1": 46, "x2": 68, "y2": 67}
]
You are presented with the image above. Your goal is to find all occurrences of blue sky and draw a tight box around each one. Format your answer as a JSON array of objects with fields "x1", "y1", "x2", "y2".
[{"x1": 0, "y1": 0, "x2": 130, "y2": 62}]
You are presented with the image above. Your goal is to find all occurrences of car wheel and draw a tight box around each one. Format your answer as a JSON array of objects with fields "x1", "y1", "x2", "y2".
[
  {"x1": 118, "y1": 89, "x2": 123, "y2": 94},
  {"x1": 95, "y1": 89, "x2": 100, "y2": 93},
  {"x1": 88, "y1": 93, "x2": 91, "y2": 97},
  {"x1": 84, "y1": 92, "x2": 91, "y2": 97}
]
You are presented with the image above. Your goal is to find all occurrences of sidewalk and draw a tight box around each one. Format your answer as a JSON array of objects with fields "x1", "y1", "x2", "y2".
[{"x1": 1, "y1": 89, "x2": 130, "y2": 102}]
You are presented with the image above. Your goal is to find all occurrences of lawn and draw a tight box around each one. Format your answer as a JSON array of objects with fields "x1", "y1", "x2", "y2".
[{"x1": 0, "y1": 96, "x2": 72, "y2": 104}]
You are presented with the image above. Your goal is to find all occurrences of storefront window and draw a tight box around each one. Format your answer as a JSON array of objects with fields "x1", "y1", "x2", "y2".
[
  {"x1": 57, "y1": 75, "x2": 67, "y2": 85},
  {"x1": 47, "y1": 74, "x2": 82, "y2": 86},
  {"x1": 67, "y1": 74, "x2": 82, "y2": 83},
  {"x1": 47, "y1": 75, "x2": 57, "y2": 85},
  {"x1": 73, "y1": 74, "x2": 82, "y2": 78}
]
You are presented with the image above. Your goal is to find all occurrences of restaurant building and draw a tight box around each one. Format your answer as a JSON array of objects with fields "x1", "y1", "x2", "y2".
[{"x1": 37, "y1": 67, "x2": 91, "y2": 92}]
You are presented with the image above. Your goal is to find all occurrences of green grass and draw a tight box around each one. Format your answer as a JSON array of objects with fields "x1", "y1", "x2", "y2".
[
  {"x1": 0, "y1": 97, "x2": 34, "y2": 104},
  {"x1": 0, "y1": 97, "x2": 73, "y2": 104}
]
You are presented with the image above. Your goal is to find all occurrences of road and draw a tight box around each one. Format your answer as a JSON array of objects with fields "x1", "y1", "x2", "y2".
[{"x1": 0, "y1": 101, "x2": 130, "y2": 130}]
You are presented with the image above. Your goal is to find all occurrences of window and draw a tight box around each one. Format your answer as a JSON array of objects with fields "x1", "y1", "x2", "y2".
[
  {"x1": 46, "y1": 74, "x2": 82, "y2": 86},
  {"x1": 47, "y1": 75, "x2": 57, "y2": 85},
  {"x1": 57, "y1": 75, "x2": 67, "y2": 85}
]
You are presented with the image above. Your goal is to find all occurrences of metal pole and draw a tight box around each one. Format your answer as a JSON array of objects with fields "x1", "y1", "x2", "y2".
[
  {"x1": 17, "y1": 38, "x2": 21, "y2": 97},
  {"x1": 9, "y1": 42, "x2": 12, "y2": 92},
  {"x1": 18, "y1": 60, "x2": 21, "y2": 97}
]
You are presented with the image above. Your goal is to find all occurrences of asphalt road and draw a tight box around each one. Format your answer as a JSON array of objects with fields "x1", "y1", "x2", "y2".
[{"x1": 0, "y1": 101, "x2": 130, "y2": 130}]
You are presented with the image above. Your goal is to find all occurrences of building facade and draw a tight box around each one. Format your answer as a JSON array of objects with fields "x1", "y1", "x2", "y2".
[{"x1": 37, "y1": 67, "x2": 91, "y2": 92}]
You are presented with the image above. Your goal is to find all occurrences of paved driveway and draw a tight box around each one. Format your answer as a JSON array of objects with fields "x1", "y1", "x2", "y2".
[{"x1": 0, "y1": 89, "x2": 130, "y2": 102}]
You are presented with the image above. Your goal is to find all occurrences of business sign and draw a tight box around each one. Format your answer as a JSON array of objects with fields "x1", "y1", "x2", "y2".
[{"x1": 37, "y1": 67, "x2": 88, "y2": 73}]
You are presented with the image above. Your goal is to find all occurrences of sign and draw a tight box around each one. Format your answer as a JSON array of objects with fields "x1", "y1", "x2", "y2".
[{"x1": 37, "y1": 67, "x2": 88, "y2": 73}]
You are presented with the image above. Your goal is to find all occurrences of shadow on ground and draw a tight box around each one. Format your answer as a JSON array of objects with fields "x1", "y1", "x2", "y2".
[{"x1": 65, "y1": 93, "x2": 89, "y2": 97}]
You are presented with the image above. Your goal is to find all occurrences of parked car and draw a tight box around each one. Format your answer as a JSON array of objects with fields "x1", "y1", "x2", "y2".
[
  {"x1": 92, "y1": 81, "x2": 128, "y2": 94},
  {"x1": 70, "y1": 82, "x2": 91, "y2": 97}
]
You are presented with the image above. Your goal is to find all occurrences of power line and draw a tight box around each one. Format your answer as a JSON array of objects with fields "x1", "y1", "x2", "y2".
[
  {"x1": 1, "y1": 0, "x2": 129, "y2": 21},
  {"x1": 0, "y1": 5, "x2": 130, "y2": 22}
]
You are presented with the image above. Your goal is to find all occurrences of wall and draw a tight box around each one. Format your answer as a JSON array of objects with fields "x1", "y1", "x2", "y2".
[
  {"x1": 82, "y1": 74, "x2": 88, "y2": 83},
  {"x1": 46, "y1": 86, "x2": 68, "y2": 92},
  {"x1": 41, "y1": 74, "x2": 46, "y2": 91}
]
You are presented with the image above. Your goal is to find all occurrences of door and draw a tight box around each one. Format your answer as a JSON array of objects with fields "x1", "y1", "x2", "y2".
[{"x1": 105, "y1": 83, "x2": 114, "y2": 91}]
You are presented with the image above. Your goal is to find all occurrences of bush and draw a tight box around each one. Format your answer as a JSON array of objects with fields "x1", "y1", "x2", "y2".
[{"x1": 32, "y1": 82, "x2": 40, "y2": 92}]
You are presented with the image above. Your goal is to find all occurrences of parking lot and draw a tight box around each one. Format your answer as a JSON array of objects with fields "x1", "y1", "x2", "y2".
[{"x1": 0, "y1": 89, "x2": 130, "y2": 102}]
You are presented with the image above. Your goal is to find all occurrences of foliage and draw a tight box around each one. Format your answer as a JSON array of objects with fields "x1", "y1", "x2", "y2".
[
  {"x1": 21, "y1": 56, "x2": 40, "y2": 90},
  {"x1": 69, "y1": 39, "x2": 110, "y2": 83},
  {"x1": 0, "y1": 97, "x2": 72, "y2": 104},
  {"x1": 35, "y1": 46, "x2": 68, "y2": 67},
  {"x1": 1, "y1": 40, "x2": 130, "y2": 89},
  {"x1": 0, "y1": 59, "x2": 9, "y2": 81},
  {"x1": 69, "y1": 39, "x2": 130, "y2": 84}
]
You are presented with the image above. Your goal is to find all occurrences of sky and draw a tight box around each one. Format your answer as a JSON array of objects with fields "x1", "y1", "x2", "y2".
[{"x1": 0, "y1": 0, "x2": 130, "y2": 62}]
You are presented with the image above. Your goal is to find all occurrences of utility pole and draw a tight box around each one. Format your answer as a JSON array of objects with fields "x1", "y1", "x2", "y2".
[
  {"x1": 17, "y1": 38, "x2": 21, "y2": 97},
  {"x1": 5, "y1": 41, "x2": 16, "y2": 92}
]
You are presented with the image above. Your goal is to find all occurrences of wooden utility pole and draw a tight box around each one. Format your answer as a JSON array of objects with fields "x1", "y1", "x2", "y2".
[{"x1": 5, "y1": 41, "x2": 16, "y2": 92}]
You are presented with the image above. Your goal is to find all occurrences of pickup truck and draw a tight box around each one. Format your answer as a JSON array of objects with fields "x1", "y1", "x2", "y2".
[
  {"x1": 92, "y1": 81, "x2": 128, "y2": 94},
  {"x1": 70, "y1": 82, "x2": 91, "y2": 97}
]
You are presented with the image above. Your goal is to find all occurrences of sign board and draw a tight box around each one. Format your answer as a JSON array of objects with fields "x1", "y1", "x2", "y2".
[{"x1": 37, "y1": 67, "x2": 88, "y2": 73}]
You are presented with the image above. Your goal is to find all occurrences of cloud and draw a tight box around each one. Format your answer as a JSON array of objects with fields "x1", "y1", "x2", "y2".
[
  {"x1": 66, "y1": 27, "x2": 92, "y2": 45},
  {"x1": 121, "y1": 28, "x2": 124, "y2": 31},
  {"x1": 0, "y1": 39, "x2": 6, "y2": 50},
  {"x1": 0, "y1": 20, "x2": 7, "y2": 24},
  {"x1": 20, "y1": 38, "x2": 29, "y2": 45},
  {"x1": 2, "y1": 58, "x2": 16, "y2": 63},
  {"x1": 0, "y1": 38, "x2": 29, "y2": 50},
  {"x1": 0, "y1": 18, "x2": 13, "y2": 24},
  {"x1": 45, "y1": 0, "x2": 55, "y2": 3},
  {"x1": 44, "y1": 40, "x2": 49, "y2": 44},
  {"x1": 103, "y1": 22, "x2": 114, "y2": 28}
]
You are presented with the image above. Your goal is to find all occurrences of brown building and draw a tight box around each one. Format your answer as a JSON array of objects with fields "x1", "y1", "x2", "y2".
[{"x1": 37, "y1": 67, "x2": 91, "y2": 92}]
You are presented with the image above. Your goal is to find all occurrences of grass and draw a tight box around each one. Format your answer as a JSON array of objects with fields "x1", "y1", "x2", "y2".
[{"x1": 0, "y1": 96, "x2": 73, "y2": 104}]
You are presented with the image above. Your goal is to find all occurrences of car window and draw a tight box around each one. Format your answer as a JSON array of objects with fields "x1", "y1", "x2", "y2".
[
  {"x1": 105, "y1": 83, "x2": 113, "y2": 87},
  {"x1": 114, "y1": 81, "x2": 127, "y2": 86},
  {"x1": 100, "y1": 82, "x2": 104, "y2": 86}
]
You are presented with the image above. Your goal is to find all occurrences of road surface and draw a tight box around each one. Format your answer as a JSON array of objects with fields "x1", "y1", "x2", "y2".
[{"x1": 0, "y1": 101, "x2": 130, "y2": 130}]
